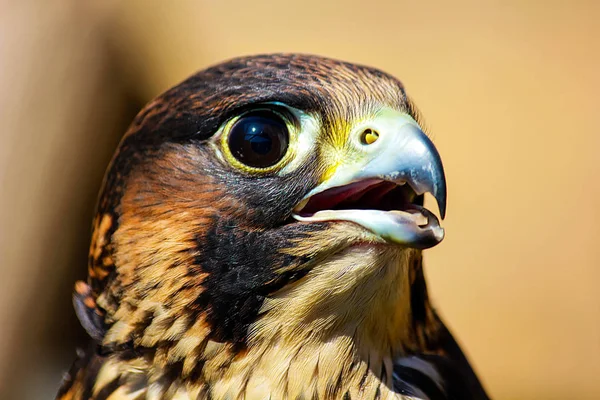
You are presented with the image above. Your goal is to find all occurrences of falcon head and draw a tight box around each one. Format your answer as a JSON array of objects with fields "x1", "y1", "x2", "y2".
[{"x1": 83, "y1": 54, "x2": 449, "y2": 393}]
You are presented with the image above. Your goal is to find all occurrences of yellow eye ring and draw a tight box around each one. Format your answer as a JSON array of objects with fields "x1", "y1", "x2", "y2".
[{"x1": 220, "y1": 107, "x2": 297, "y2": 174}]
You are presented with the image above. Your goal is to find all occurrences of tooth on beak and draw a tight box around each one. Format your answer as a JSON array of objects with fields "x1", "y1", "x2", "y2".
[{"x1": 292, "y1": 111, "x2": 448, "y2": 249}]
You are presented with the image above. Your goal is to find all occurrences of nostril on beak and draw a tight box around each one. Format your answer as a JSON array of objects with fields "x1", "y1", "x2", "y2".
[{"x1": 360, "y1": 128, "x2": 380, "y2": 145}]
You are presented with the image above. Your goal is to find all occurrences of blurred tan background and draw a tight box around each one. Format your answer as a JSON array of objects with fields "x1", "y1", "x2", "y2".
[{"x1": 1, "y1": 1, "x2": 599, "y2": 399}]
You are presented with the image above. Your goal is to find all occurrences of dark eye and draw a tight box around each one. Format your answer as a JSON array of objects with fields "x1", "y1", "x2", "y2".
[{"x1": 227, "y1": 110, "x2": 290, "y2": 168}]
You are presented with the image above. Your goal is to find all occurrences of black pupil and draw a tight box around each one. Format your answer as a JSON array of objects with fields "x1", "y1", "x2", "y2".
[{"x1": 228, "y1": 111, "x2": 289, "y2": 168}]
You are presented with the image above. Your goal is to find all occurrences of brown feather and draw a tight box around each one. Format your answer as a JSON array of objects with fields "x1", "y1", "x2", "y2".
[{"x1": 58, "y1": 54, "x2": 472, "y2": 400}]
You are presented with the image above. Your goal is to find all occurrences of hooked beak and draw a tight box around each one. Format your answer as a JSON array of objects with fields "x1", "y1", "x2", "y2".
[{"x1": 292, "y1": 111, "x2": 447, "y2": 249}]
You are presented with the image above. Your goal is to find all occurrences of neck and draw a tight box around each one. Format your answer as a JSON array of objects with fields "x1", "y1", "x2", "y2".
[
  {"x1": 203, "y1": 245, "x2": 436, "y2": 399},
  {"x1": 254, "y1": 245, "x2": 418, "y2": 353},
  {"x1": 95, "y1": 244, "x2": 442, "y2": 399}
]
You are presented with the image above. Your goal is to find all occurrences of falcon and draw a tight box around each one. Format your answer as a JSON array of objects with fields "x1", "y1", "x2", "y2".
[{"x1": 57, "y1": 54, "x2": 489, "y2": 400}]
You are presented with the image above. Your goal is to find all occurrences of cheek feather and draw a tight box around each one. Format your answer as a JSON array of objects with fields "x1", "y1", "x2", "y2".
[
  {"x1": 98, "y1": 143, "x2": 321, "y2": 349},
  {"x1": 100, "y1": 146, "x2": 227, "y2": 348}
]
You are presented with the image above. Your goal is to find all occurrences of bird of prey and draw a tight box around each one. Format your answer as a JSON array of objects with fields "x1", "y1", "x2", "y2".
[{"x1": 57, "y1": 54, "x2": 489, "y2": 400}]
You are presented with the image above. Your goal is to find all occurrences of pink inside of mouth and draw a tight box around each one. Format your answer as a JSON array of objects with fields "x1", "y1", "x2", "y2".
[{"x1": 296, "y1": 179, "x2": 422, "y2": 217}]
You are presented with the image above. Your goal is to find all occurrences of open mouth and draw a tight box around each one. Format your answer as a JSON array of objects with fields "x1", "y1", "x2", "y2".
[{"x1": 292, "y1": 179, "x2": 444, "y2": 249}]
